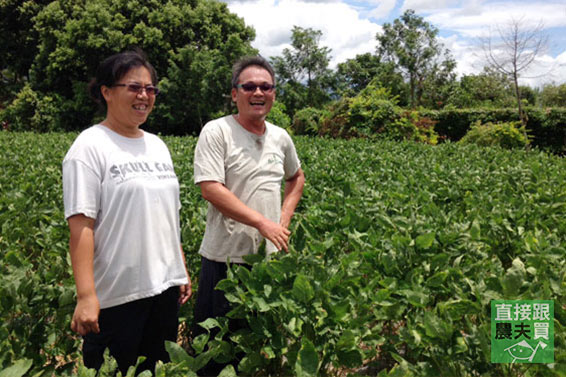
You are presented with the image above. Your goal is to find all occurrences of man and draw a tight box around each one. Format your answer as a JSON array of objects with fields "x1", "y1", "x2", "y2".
[{"x1": 192, "y1": 56, "x2": 305, "y2": 374}]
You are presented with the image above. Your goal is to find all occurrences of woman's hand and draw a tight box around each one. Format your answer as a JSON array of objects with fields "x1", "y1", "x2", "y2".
[{"x1": 178, "y1": 275, "x2": 192, "y2": 305}]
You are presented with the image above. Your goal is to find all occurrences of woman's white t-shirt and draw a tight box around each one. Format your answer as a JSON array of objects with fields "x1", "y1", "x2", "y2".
[{"x1": 63, "y1": 124, "x2": 188, "y2": 309}]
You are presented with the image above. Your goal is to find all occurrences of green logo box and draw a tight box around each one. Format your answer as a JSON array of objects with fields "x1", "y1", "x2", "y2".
[{"x1": 491, "y1": 300, "x2": 554, "y2": 363}]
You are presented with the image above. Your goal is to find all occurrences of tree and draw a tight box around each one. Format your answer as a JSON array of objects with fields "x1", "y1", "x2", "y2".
[
  {"x1": 0, "y1": 0, "x2": 256, "y2": 134},
  {"x1": 0, "y1": 0, "x2": 52, "y2": 102},
  {"x1": 418, "y1": 56, "x2": 457, "y2": 109},
  {"x1": 333, "y1": 53, "x2": 408, "y2": 104},
  {"x1": 480, "y1": 16, "x2": 549, "y2": 128},
  {"x1": 540, "y1": 83, "x2": 566, "y2": 107},
  {"x1": 447, "y1": 67, "x2": 515, "y2": 108},
  {"x1": 376, "y1": 9, "x2": 456, "y2": 108},
  {"x1": 271, "y1": 26, "x2": 333, "y2": 117}
]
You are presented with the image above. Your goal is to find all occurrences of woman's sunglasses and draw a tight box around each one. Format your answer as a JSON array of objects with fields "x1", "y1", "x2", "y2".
[{"x1": 113, "y1": 83, "x2": 160, "y2": 96}]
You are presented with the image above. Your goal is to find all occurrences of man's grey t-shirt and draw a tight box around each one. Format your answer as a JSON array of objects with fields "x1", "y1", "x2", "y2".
[{"x1": 193, "y1": 115, "x2": 301, "y2": 263}]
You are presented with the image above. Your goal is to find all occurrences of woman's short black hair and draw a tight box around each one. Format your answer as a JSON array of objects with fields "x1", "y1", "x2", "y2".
[
  {"x1": 231, "y1": 56, "x2": 276, "y2": 88},
  {"x1": 88, "y1": 48, "x2": 157, "y2": 108}
]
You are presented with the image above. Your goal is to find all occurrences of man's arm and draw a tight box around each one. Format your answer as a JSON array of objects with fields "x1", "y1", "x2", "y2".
[
  {"x1": 280, "y1": 168, "x2": 305, "y2": 229},
  {"x1": 68, "y1": 214, "x2": 100, "y2": 336},
  {"x1": 199, "y1": 181, "x2": 291, "y2": 251}
]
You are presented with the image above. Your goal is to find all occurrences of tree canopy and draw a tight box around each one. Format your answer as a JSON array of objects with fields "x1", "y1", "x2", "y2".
[
  {"x1": 271, "y1": 26, "x2": 333, "y2": 118},
  {"x1": 0, "y1": 0, "x2": 256, "y2": 134},
  {"x1": 376, "y1": 9, "x2": 456, "y2": 108},
  {"x1": 1, "y1": 5, "x2": 562, "y2": 135},
  {"x1": 333, "y1": 53, "x2": 407, "y2": 104}
]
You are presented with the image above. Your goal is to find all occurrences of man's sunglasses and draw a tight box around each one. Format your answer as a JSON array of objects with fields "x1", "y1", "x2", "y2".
[
  {"x1": 235, "y1": 83, "x2": 276, "y2": 93},
  {"x1": 113, "y1": 83, "x2": 160, "y2": 96}
]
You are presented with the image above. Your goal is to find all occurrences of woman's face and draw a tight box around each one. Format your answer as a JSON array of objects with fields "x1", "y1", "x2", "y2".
[{"x1": 102, "y1": 66, "x2": 156, "y2": 130}]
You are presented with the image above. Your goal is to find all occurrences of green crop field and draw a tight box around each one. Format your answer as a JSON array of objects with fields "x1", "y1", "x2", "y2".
[{"x1": 1, "y1": 132, "x2": 565, "y2": 376}]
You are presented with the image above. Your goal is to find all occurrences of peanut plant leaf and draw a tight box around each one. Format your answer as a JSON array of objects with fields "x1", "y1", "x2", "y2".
[
  {"x1": 292, "y1": 274, "x2": 314, "y2": 303},
  {"x1": 0, "y1": 359, "x2": 33, "y2": 377},
  {"x1": 295, "y1": 338, "x2": 319, "y2": 377}
]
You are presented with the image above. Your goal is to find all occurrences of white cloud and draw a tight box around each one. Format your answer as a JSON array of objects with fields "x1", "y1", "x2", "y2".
[
  {"x1": 423, "y1": 2, "x2": 566, "y2": 38},
  {"x1": 440, "y1": 34, "x2": 566, "y2": 87},
  {"x1": 223, "y1": 0, "x2": 566, "y2": 85},
  {"x1": 226, "y1": 0, "x2": 381, "y2": 68},
  {"x1": 401, "y1": 0, "x2": 461, "y2": 12},
  {"x1": 366, "y1": 0, "x2": 398, "y2": 20}
]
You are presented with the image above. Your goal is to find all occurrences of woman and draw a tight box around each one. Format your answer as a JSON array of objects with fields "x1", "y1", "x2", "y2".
[{"x1": 62, "y1": 49, "x2": 191, "y2": 374}]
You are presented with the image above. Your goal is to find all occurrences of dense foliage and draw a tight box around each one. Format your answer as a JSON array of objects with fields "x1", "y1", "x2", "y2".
[
  {"x1": 376, "y1": 9, "x2": 456, "y2": 109},
  {"x1": 459, "y1": 121, "x2": 529, "y2": 149},
  {"x1": 271, "y1": 26, "x2": 334, "y2": 118},
  {"x1": 3, "y1": 3, "x2": 565, "y2": 137},
  {"x1": 302, "y1": 81, "x2": 439, "y2": 144},
  {"x1": 540, "y1": 84, "x2": 566, "y2": 107},
  {"x1": 1, "y1": 131, "x2": 565, "y2": 376},
  {"x1": 420, "y1": 107, "x2": 566, "y2": 153},
  {"x1": 0, "y1": 0, "x2": 256, "y2": 135}
]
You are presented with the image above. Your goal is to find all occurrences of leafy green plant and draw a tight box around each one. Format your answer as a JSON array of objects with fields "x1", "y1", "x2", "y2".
[
  {"x1": 345, "y1": 81, "x2": 399, "y2": 137},
  {"x1": 266, "y1": 101, "x2": 291, "y2": 131},
  {"x1": 459, "y1": 120, "x2": 529, "y2": 149},
  {"x1": 0, "y1": 0, "x2": 257, "y2": 135},
  {"x1": 291, "y1": 107, "x2": 329, "y2": 135},
  {"x1": 319, "y1": 81, "x2": 439, "y2": 143},
  {"x1": 1, "y1": 132, "x2": 565, "y2": 376},
  {"x1": 381, "y1": 111, "x2": 438, "y2": 145}
]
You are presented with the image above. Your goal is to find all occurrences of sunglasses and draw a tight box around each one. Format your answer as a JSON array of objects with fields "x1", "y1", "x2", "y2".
[
  {"x1": 236, "y1": 83, "x2": 276, "y2": 93},
  {"x1": 113, "y1": 83, "x2": 160, "y2": 96}
]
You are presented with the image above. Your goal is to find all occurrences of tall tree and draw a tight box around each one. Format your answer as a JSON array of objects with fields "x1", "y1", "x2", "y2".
[
  {"x1": 0, "y1": 0, "x2": 52, "y2": 101},
  {"x1": 0, "y1": 0, "x2": 256, "y2": 134},
  {"x1": 271, "y1": 26, "x2": 332, "y2": 117},
  {"x1": 333, "y1": 53, "x2": 408, "y2": 103},
  {"x1": 376, "y1": 9, "x2": 456, "y2": 108},
  {"x1": 447, "y1": 67, "x2": 515, "y2": 108},
  {"x1": 540, "y1": 83, "x2": 566, "y2": 107},
  {"x1": 480, "y1": 17, "x2": 548, "y2": 128}
]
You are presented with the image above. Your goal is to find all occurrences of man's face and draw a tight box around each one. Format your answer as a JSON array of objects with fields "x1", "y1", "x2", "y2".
[{"x1": 231, "y1": 65, "x2": 275, "y2": 123}]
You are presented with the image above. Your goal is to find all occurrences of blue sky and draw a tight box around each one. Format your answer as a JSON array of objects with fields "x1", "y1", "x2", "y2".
[{"x1": 223, "y1": 0, "x2": 566, "y2": 86}]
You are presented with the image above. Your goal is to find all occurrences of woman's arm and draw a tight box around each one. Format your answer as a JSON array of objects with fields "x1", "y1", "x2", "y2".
[
  {"x1": 178, "y1": 245, "x2": 192, "y2": 305},
  {"x1": 68, "y1": 214, "x2": 100, "y2": 336}
]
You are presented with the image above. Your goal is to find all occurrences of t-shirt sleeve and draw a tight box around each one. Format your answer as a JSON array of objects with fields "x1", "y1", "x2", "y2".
[
  {"x1": 62, "y1": 158, "x2": 101, "y2": 220},
  {"x1": 194, "y1": 123, "x2": 226, "y2": 185},
  {"x1": 283, "y1": 133, "x2": 301, "y2": 180}
]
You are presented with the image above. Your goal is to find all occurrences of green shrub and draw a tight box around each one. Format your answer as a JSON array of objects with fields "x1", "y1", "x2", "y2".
[
  {"x1": 320, "y1": 81, "x2": 399, "y2": 138},
  {"x1": 383, "y1": 111, "x2": 438, "y2": 145},
  {"x1": 346, "y1": 82, "x2": 398, "y2": 137},
  {"x1": 0, "y1": 85, "x2": 65, "y2": 132},
  {"x1": 291, "y1": 107, "x2": 328, "y2": 136},
  {"x1": 266, "y1": 101, "x2": 291, "y2": 131},
  {"x1": 459, "y1": 121, "x2": 529, "y2": 149},
  {"x1": 421, "y1": 107, "x2": 566, "y2": 153},
  {"x1": 319, "y1": 82, "x2": 439, "y2": 144},
  {"x1": 319, "y1": 97, "x2": 352, "y2": 138}
]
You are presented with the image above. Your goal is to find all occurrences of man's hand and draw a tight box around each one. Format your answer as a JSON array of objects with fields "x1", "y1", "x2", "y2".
[
  {"x1": 258, "y1": 218, "x2": 291, "y2": 252},
  {"x1": 71, "y1": 294, "x2": 100, "y2": 336},
  {"x1": 200, "y1": 181, "x2": 293, "y2": 251}
]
